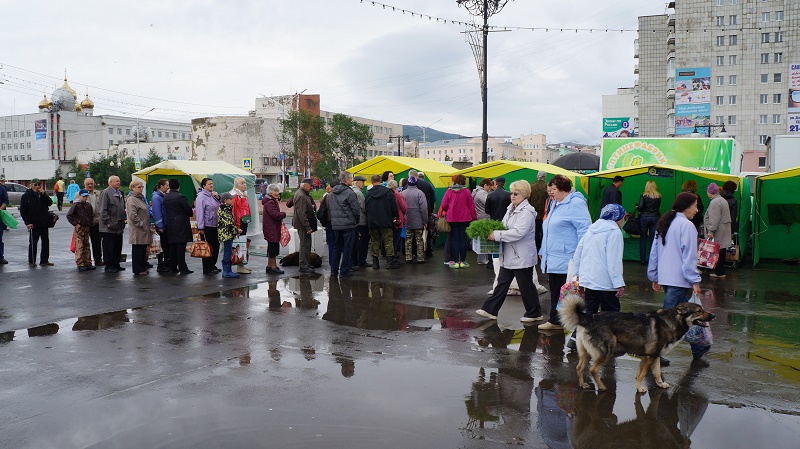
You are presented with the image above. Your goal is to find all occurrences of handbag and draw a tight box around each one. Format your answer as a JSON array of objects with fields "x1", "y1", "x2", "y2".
[
  {"x1": 190, "y1": 239, "x2": 212, "y2": 258},
  {"x1": 726, "y1": 244, "x2": 740, "y2": 262},
  {"x1": 280, "y1": 222, "x2": 291, "y2": 247},
  {"x1": 622, "y1": 210, "x2": 641, "y2": 236},
  {"x1": 697, "y1": 238, "x2": 720, "y2": 269},
  {"x1": 684, "y1": 294, "x2": 713, "y2": 346},
  {"x1": 436, "y1": 215, "x2": 451, "y2": 233},
  {"x1": 48, "y1": 211, "x2": 59, "y2": 228}
]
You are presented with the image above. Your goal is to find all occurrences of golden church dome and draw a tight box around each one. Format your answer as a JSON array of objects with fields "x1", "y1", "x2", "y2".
[
  {"x1": 38, "y1": 95, "x2": 51, "y2": 110},
  {"x1": 62, "y1": 77, "x2": 77, "y2": 100},
  {"x1": 80, "y1": 94, "x2": 94, "y2": 109}
]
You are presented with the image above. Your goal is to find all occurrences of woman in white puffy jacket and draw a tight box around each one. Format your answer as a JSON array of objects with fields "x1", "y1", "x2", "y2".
[{"x1": 476, "y1": 180, "x2": 544, "y2": 323}]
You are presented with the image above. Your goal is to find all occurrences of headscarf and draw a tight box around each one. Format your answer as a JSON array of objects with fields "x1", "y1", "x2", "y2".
[
  {"x1": 600, "y1": 203, "x2": 626, "y2": 222},
  {"x1": 707, "y1": 183, "x2": 719, "y2": 195}
]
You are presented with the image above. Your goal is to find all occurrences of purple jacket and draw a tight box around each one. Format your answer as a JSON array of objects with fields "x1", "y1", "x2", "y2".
[
  {"x1": 441, "y1": 186, "x2": 477, "y2": 223},
  {"x1": 195, "y1": 189, "x2": 220, "y2": 229}
]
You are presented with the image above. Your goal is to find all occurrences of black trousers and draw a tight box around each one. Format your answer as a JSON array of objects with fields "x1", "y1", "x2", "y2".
[
  {"x1": 353, "y1": 225, "x2": 370, "y2": 266},
  {"x1": 584, "y1": 288, "x2": 620, "y2": 313},
  {"x1": 131, "y1": 244, "x2": 148, "y2": 273},
  {"x1": 89, "y1": 224, "x2": 103, "y2": 265},
  {"x1": 101, "y1": 232, "x2": 123, "y2": 269},
  {"x1": 169, "y1": 242, "x2": 189, "y2": 272},
  {"x1": 547, "y1": 273, "x2": 568, "y2": 324},
  {"x1": 482, "y1": 266, "x2": 542, "y2": 318},
  {"x1": 28, "y1": 226, "x2": 49, "y2": 264},
  {"x1": 535, "y1": 220, "x2": 543, "y2": 254},
  {"x1": 201, "y1": 227, "x2": 220, "y2": 273},
  {"x1": 156, "y1": 229, "x2": 170, "y2": 266},
  {"x1": 715, "y1": 247, "x2": 727, "y2": 276},
  {"x1": 56, "y1": 192, "x2": 65, "y2": 210}
]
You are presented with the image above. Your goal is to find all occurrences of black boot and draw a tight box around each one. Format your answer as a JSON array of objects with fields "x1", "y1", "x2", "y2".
[
  {"x1": 386, "y1": 256, "x2": 400, "y2": 270},
  {"x1": 372, "y1": 257, "x2": 380, "y2": 269}
]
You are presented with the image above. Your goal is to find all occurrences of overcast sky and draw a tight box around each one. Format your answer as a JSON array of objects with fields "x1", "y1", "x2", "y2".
[{"x1": 0, "y1": 0, "x2": 667, "y2": 144}]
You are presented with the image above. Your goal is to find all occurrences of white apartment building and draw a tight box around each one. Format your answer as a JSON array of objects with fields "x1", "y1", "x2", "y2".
[
  {"x1": 635, "y1": 0, "x2": 798, "y2": 171},
  {"x1": 602, "y1": 87, "x2": 637, "y2": 137},
  {"x1": 421, "y1": 137, "x2": 523, "y2": 163}
]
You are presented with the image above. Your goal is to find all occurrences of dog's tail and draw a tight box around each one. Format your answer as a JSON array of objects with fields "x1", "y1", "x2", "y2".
[{"x1": 558, "y1": 293, "x2": 592, "y2": 331}]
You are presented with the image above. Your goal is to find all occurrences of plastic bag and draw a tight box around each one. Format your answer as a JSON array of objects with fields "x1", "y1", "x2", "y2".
[
  {"x1": 231, "y1": 236, "x2": 249, "y2": 265},
  {"x1": 684, "y1": 294, "x2": 713, "y2": 345},
  {"x1": 556, "y1": 278, "x2": 583, "y2": 310},
  {"x1": 148, "y1": 233, "x2": 163, "y2": 255},
  {"x1": 697, "y1": 239, "x2": 720, "y2": 269},
  {"x1": 279, "y1": 222, "x2": 291, "y2": 247}
]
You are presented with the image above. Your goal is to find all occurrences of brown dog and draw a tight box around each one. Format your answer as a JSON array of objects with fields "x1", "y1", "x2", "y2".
[{"x1": 559, "y1": 293, "x2": 715, "y2": 392}]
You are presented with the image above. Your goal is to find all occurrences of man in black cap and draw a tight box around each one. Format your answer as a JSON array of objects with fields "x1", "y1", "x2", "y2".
[
  {"x1": 19, "y1": 178, "x2": 54, "y2": 267},
  {"x1": 351, "y1": 175, "x2": 370, "y2": 268},
  {"x1": 292, "y1": 178, "x2": 317, "y2": 273},
  {"x1": 98, "y1": 175, "x2": 127, "y2": 272},
  {"x1": 485, "y1": 176, "x2": 511, "y2": 221}
]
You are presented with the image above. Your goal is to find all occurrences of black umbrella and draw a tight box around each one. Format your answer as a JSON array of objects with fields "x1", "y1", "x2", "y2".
[{"x1": 551, "y1": 152, "x2": 600, "y2": 172}]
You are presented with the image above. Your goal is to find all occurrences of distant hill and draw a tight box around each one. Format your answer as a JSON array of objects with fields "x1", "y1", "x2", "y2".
[{"x1": 403, "y1": 126, "x2": 466, "y2": 143}]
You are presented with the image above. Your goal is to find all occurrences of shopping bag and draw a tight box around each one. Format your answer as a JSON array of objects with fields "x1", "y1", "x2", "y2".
[
  {"x1": 684, "y1": 294, "x2": 713, "y2": 346},
  {"x1": 231, "y1": 236, "x2": 249, "y2": 265},
  {"x1": 557, "y1": 278, "x2": 583, "y2": 310},
  {"x1": 1, "y1": 209, "x2": 18, "y2": 229},
  {"x1": 70, "y1": 231, "x2": 76, "y2": 253},
  {"x1": 436, "y1": 216, "x2": 451, "y2": 233},
  {"x1": 279, "y1": 222, "x2": 291, "y2": 247},
  {"x1": 190, "y1": 240, "x2": 212, "y2": 258},
  {"x1": 726, "y1": 244, "x2": 740, "y2": 262},
  {"x1": 148, "y1": 232, "x2": 163, "y2": 255},
  {"x1": 697, "y1": 239, "x2": 720, "y2": 269},
  {"x1": 400, "y1": 226, "x2": 407, "y2": 239}
]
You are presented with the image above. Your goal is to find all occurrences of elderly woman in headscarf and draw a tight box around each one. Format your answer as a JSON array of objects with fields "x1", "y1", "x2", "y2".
[{"x1": 571, "y1": 203, "x2": 627, "y2": 314}]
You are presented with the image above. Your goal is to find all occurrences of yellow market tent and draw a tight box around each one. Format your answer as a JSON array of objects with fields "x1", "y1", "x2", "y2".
[
  {"x1": 441, "y1": 161, "x2": 581, "y2": 190},
  {"x1": 347, "y1": 156, "x2": 457, "y2": 189},
  {"x1": 752, "y1": 167, "x2": 800, "y2": 265},
  {"x1": 585, "y1": 164, "x2": 751, "y2": 262}
]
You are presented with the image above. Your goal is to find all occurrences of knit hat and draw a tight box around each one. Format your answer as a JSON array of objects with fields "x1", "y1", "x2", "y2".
[
  {"x1": 220, "y1": 192, "x2": 234, "y2": 202},
  {"x1": 408, "y1": 176, "x2": 417, "y2": 186},
  {"x1": 707, "y1": 183, "x2": 719, "y2": 195},
  {"x1": 537, "y1": 170, "x2": 546, "y2": 180},
  {"x1": 168, "y1": 178, "x2": 180, "y2": 190},
  {"x1": 600, "y1": 203, "x2": 626, "y2": 222}
]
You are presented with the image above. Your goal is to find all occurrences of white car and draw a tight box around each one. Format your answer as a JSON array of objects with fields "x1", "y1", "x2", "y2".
[{"x1": 2, "y1": 182, "x2": 30, "y2": 205}]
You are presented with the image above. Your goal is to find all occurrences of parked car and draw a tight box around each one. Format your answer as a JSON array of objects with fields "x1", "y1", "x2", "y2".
[{"x1": 3, "y1": 182, "x2": 29, "y2": 205}]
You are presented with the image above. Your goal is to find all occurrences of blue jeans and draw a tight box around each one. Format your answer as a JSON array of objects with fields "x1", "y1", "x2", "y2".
[
  {"x1": 326, "y1": 227, "x2": 335, "y2": 268},
  {"x1": 449, "y1": 222, "x2": 469, "y2": 263},
  {"x1": 639, "y1": 215, "x2": 658, "y2": 263},
  {"x1": 663, "y1": 285, "x2": 710, "y2": 358},
  {"x1": 0, "y1": 223, "x2": 4, "y2": 259},
  {"x1": 222, "y1": 241, "x2": 233, "y2": 268},
  {"x1": 332, "y1": 228, "x2": 355, "y2": 274}
]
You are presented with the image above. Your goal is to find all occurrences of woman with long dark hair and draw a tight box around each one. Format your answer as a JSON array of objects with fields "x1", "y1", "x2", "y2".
[{"x1": 647, "y1": 192, "x2": 708, "y2": 363}]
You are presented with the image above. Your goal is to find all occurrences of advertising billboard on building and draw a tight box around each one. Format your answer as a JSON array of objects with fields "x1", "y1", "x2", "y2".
[
  {"x1": 788, "y1": 63, "x2": 800, "y2": 133},
  {"x1": 34, "y1": 119, "x2": 47, "y2": 151},
  {"x1": 675, "y1": 68, "x2": 711, "y2": 135},
  {"x1": 602, "y1": 118, "x2": 634, "y2": 138},
  {"x1": 601, "y1": 138, "x2": 739, "y2": 174}
]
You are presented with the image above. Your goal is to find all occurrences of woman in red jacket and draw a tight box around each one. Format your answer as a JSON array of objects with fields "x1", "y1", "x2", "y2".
[
  {"x1": 262, "y1": 183, "x2": 286, "y2": 274},
  {"x1": 388, "y1": 180, "x2": 407, "y2": 257},
  {"x1": 230, "y1": 177, "x2": 252, "y2": 274},
  {"x1": 440, "y1": 174, "x2": 477, "y2": 268}
]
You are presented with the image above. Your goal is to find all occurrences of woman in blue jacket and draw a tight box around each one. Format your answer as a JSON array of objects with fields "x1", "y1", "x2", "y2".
[{"x1": 538, "y1": 175, "x2": 591, "y2": 330}]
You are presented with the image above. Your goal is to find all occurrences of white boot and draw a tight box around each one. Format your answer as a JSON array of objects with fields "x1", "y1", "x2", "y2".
[
  {"x1": 237, "y1": 264, "x2": 252, "y2": 274},
  {"x1": 533, "y1": 271, "x2": 548, "y2": 293}
]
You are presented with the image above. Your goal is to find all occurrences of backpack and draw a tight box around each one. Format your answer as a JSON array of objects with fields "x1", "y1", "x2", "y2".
[{"x1": 316, "y1": 194, "x2": 331, "y2": 228}]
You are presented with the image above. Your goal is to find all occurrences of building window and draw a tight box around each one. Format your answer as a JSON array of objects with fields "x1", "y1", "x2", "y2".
[
  {"x1": 729, "y1": 55, "x2": 737, "y2": 65},
  {"x1": 728, "y1": 115, "x2": 737, "y2": 125},
  {"x1": 757, "y1": 156, "x2": 767, "y2": 167},
  {"x1": 13, "y1": 143, "x2": 17, "y2": 149},
  {"x1": 762, "y1": 12, "x2": 770, "y2": 22},
  {"x1": 109, "y1": 140, "x2": 113, "y2": 146},
  {"x1": 1, "y1": 132, "x2": 4, "y2": 138},
  {"x1": 759, "y1": 135, "x2": 769, "y2": 144},
  {"x1": 729, "y1": 35, "x2": 737, "y2": 45},
  {"x1": 717, "y1": 56, "x2": 725, "y2": 66},
  {"x1": 729, "y1": 75, "x2": 737, "y2": 85},
  {"x1": 761, "y1": 73, "x2": 769, "y2": 83},
  {"x1": 775, "y1": 52, "x2": 783, "y2": 63},
  {"x1": 729, "y1": 15, "x2": 737, "y2": 25},
  {"x1": 716, "y1": 16, "x2": 724, "y2": 26},
  {"x1": 26, "y1": 130, "x2": 30, "y2": 137},
  {"x1": 716, "y1": 96, "x2": 724, "y2": 106},
  {"x1": 26, "y1": 142, "x2": 31, "y2": 149},
  {"x1": 13, "y1": 131, "x2": 17, "y2": 137},
  {"x1": 715, "y1": 116, "x2": 724, "y2": 125},
  {"x1": 760, "y1": 94, "x2": 769, "y2": 104},
  {"x1": 776, "y1": 10, "x2": 784, "y2": 21},
  {"x1": 759, "y1": 114, "x2": 768, "y2": 124},
  {"x1": 173, "y1": 133, "x2": 177, "y2": 139},
  {"x1": 729, "y1": 95, "x2": 737, "y2": 105},
  {"x1": 776, "y1": 31, "x2": 784, "y2": 43},
  {"x1": 774, "y1": 93, "x2": 782, "y2": 103},
  {"x1": 773, "y1": 114, "x2": 781, "y2": 124},
  {"x1": 108, "y1": 128, "x2": 113, "y2": 135},
  {"x1": 761, "y1": 53, "x2": 770, "y2": 64},
  {"x1": 762, "y1": 33, "x2": 770, "y2": 43},
  {"x1": 730, "y1": 0, "x2": 737, "y2": 4},
  {"x1": 125, "y1": 128, "x2": 131, "y2": 135},
  {"x1": 775, "y1": 73, "x2": 782, "y2": 83},
  {"x1": 716, "y1": 76, "x2": 724, "y2": 86},
  {"x1": 716, "y1": 36, "x2": 725, "y2": 46},
  {"x1": 157, "y1": 131, "x2": 162, "y2": 138}
]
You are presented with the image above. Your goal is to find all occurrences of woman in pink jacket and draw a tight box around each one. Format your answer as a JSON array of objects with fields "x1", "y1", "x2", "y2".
[
  {"x1": 388, "y1": 180, "x2": 407, "y2": 257},
  {"x1": 440, "y1": 174, "x2": 477, "y2": 268}
]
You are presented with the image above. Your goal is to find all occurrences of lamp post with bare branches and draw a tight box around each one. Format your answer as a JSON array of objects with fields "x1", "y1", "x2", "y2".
[{"x1": 457, "y1": 0, "x2": 514, "y2": 164}]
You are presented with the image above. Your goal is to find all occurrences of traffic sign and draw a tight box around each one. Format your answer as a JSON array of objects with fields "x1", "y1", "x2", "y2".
[
  {"x1": 279, "y1": 153, "x2": 286, "y2": 161},
  {"x1": 134, "y1": 161, "x2": 141, "y2": 171},
  {"x1": 242, "y1": 158, "x2": 252, "y2": 170}
]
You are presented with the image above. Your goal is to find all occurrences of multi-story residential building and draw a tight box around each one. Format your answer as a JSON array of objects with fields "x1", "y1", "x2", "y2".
[
  {"x1": 510, "y1": 134, "x2": 560, "y2": 164},
  {"x1": 421, "y1": 137, "x2": 523, "y2": 163},
  {"x1": 0, "y1": 77, "x2": 191, "y2": 182},
  {"x1": 602, "y1": 87, "x2": 638, "y2": 137},
  {"x1": 635, "y1": 1, "x2": 798, "y2": 171}
]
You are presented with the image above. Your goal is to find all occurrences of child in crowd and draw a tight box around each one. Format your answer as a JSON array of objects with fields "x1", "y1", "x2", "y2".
[
  {"x1": 218, "y1": 192, "x2": 241, "y2": 278},
  {"x1": 66, "y1": 189, "x2": 96, "y2": 271}
]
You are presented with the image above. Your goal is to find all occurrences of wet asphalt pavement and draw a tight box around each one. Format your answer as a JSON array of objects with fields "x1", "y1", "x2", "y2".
[{"x1": 1, "y1": 209, "x2": 799, "y2": 448}]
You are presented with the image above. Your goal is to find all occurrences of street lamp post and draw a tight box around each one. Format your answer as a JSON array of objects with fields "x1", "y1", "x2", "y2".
[
  {"x1": 457, "y1": 0, "x2": 514, "y2": 164},
  {"x1": 691, "y1": 123, "x2": 728, "y2": 137},
  {"x1": 136, "y1": 108, "x2": 155, "y2": 166},
  {"x1": 388, "y1": 135, "x2": 410, "y2": 157}
]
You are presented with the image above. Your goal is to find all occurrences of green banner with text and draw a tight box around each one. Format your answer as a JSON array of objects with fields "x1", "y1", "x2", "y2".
[{"x1": 601, "y1": 138, "x2": 736, "y2": 173}]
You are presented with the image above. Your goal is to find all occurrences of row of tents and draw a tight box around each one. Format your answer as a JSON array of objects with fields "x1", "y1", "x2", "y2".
[{"x1": 131, "y1": 157, "x2": 800, "y2": 267}]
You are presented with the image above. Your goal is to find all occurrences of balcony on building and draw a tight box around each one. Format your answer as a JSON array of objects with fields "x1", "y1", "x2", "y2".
[
  {"x1": 634, "y1": 64, "x2": 639, "y2": 74},
  {"x1": 667, "y1": 87, "x2": 675, "y2": 99},
  {"x1": 634, "y1": 39, "x2": 639, "y2": 58},
  {"x1": 667, "y1": 126, "x2": 676, "y2": 136},
  {"x1": 667, "y1": 50, "x2": 675, "y2": 61},
  {"x1": 668, "y1": 14, "x2": 675, "y2": 27},
  {"x1": 667, "y1": 1, "x2": 675, "y2": 10},
  {"x1": 667, "y1": 107, "x2": 675, "y2": 116},
  {"x1": 667, "y1": 32, "x2": 675, "y2": 45}
]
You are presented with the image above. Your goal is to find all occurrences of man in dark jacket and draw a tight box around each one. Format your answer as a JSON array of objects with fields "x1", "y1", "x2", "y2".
[
  {"x1": 164, "y1": 178, "x2": 194, "y2": 274},
  {"x1": 98, "y1": 175, "x2": 127, "y2": 272},
  {"x1": 485, "y1": 176, "x2": 511, "y2": 221},
  {"x1": 329, "y1": 171, "x2": 360, "y2": 277},
  {"x1": 601, "y1": 176, "x2": 624, "y2": 208},
  {"x1": 292, "y1": 178, "x2": 317, "y2": 273},
  {"x1": 529, "y1": 171, "x2": 548, "y2": 251},
  {"x1": 411, "y1": 170, "x2": 436, "y2": 258},
  {"x1": 351, "y1": 175, "x2": 370, "y2": 268},
  {"x1": 365, "y1": 174, "x2": 399, "y2": 269},
  {"x1": 19, "y1": 178, "x2": 54, "y2": 267}
]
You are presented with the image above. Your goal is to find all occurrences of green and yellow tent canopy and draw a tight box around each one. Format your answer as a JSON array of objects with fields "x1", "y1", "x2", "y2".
[
  {"x1": 752, "y1": 166, "x2": 800, "y2": 265},
  {"x1": 347, "y1": 156, "x2": 457, "y2": 189},
  {"x1": 441, "y1": 160, "x2": 581, "y2": 189}
]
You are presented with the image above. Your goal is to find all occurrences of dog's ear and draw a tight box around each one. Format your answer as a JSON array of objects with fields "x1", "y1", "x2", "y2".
[{"x1": 675, "y1": 303, "x2": 689, "y2": 315}]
